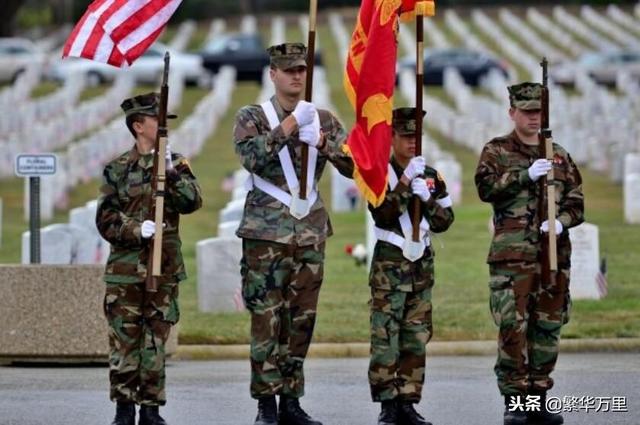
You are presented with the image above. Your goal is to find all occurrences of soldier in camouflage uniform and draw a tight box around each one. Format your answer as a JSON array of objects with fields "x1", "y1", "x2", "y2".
[
  {"x1": 96, "y1": 93, "x2": 202, "y2": 425},
  {"x1": 233, "y1": 42, "x2": 354, "y2": 425},
  {"x1": 368, "y1": 108, "x2": 454, "y2": 425},
  {"x1": 474, "y1": 83, "x2": 584, "y2": 425}
]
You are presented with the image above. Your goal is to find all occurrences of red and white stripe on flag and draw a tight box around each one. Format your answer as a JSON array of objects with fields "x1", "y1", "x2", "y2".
[{"x1": 62, "y1": 0, "x2": 182, "y2": 67}]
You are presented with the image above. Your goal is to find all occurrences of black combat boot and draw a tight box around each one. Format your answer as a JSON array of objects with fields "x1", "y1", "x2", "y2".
[
  {"x1": 527, "y1": 392, "x2": 564, "y2": 425},
  {"x1": 279, "y1": 395, "x2": 322, "y2": 425},
  {"x1": 503, "y1": 396, "x2": 528, "y2": 425},
  {"x1": 254, "y1": 396, "x2": 278, "y2": 425},
  {"x1": 111, "y1": 401, "x2": 135, "y2": 425},
  {"x1": 397, "y1": 401, "x2": 432, "y2": 425},
  {"x1": 138, "y1": 405, "x2": 167, "y2": 425},
  {"x1": 377, "y1": 400, "x2": 398, "y2": 425}
]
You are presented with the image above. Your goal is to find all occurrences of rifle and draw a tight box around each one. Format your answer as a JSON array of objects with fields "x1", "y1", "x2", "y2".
[
  {"x1": 146, "y1": 52, "x2": 170, "y2": 293},
  {"x1": 538, "y1": 57, "x2": 558, "y2": 277},
  {"x1": 299, "y1": 0, "x2": 318, "y2": 201}
]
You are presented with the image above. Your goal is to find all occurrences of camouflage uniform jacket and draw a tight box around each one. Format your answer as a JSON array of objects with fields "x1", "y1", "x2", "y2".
[
  {"x1": 233, "y1": 95, "x2": 354, "y2": 246},
  {"x1": 96, "y1": 145, "x2": 203, "y2": 283},
  {"x1": 368, "y1": 157, "x2": 455, "y2": 292},
  {"x1": 475, "y1": 131, "x2": 584, "y2": 264}
]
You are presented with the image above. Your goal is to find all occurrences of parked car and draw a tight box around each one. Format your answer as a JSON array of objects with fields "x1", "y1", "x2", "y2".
[
  {"x1": 0, "y1": 37, "x2": 46, "y2": 83},
  {"x1": 398, "y1": 47, "x2": 510, "y2": 86},
  {"x1": 550, "y1": 50, "x2": 640, "y2": 86},
  {"x1": 199, "y1": 33, "x2": 323, "y2": 82},
  {"x1": 47, "y1": 42, "x2": 208, "y2": 86}
]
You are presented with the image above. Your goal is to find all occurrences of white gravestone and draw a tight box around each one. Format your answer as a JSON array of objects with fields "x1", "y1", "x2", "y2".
[
  {"x1": 196, "y1": 237, "x2": 245, "y2": 313},
  {"x1": 69, "y1": 201, "x2": 110, "y2": 263},
  {"x1": 22, "y1": 224, "x2": 73, "y2": 264},
  {"x1": 624, "y1": 153, "x2": 640, "y2": 224},
  {"x1": 569, "y1": 222, "x2": 603, "y2": 299},
  {"x1": 624, "y1": 174, "x2": 640, "y2": 224},
  {"x1": 219, "y1": 199, "x2": 246, "y2": 224},
  {"x1": 218, "y1": 221, "x2": 240, "y2": 238}
]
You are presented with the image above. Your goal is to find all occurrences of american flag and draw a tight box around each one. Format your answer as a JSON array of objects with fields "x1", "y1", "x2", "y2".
[{"x1": 62, "y1": 0, "x2": 182, "y2": 67}]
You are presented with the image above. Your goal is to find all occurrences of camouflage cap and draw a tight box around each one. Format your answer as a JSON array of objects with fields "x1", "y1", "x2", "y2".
[
  {"x1": 392, "y1": 107, "x2": 426, "y2": 135},
  {"x1": 267, "y1": 42, "x2": 308, "y2": 70},
  {"x1": 508, "y1": 82, "x2": 542, "y2": 110},
  {"x1": 120, "y1": 92, "x2": 177, "y2": 119}
]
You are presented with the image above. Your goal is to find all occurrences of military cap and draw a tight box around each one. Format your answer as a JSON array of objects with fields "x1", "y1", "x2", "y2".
[
  {"x1": 120, "y1": 92, "x2": 177, "y2": 119},
  {"x1": 267, "y1": 42, "x2": 308, "y2": 70},
  {"x1": 392, "y1": 107, "x2": 426, "y2": 135},
  {"x1": 508, "y1": 82, "x2": 542, "y2": 110}
]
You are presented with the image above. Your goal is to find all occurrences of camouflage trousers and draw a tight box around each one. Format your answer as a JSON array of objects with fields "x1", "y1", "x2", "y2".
[
  {"x1": 240, "y1": 238, "x2": 325, "y2": 399},
  {"x1": 489, "y1": 260, "x2": 571, "y2": 396},
  {"x1": 368, "y1": 273, "x2": 434, "y2": 402},
  {"x1": 103, "y1": 280, "x2": 179, "y2": 405}
]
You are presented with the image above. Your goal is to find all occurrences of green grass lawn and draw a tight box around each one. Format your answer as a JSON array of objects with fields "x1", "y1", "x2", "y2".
[{"x1": 1, "y1": 14, "x2": 639, "y2": 344}]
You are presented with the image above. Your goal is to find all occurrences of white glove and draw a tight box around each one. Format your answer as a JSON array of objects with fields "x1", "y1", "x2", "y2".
[
  {"x1": 540, "y1": 219, "x2": 563, "y2": 235},
  {"x1": 528, "y1": 159, "x2": 552, "y2": 182},
  {"x1": 165, "y1": 143, "x2": 173, "y2": 170},
  {"x1": 403, "y1": 156, "x2": 426, "y2": 181},
  {"x1": 292, "y1": 100, "x2": 316, "y2": 127},
  {"x1": 141, "y1": 220, "x2": 156, "y2": 239},
  {"x1": 299, "y1": 111, "x2": 320, "y2": 147},
  {"x1": 411, "y1": 178, "x2": 431, "y2": 202}
]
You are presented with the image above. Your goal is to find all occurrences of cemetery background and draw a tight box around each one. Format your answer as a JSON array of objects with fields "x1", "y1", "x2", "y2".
[{"x1": 0, "y1": 4, "x2": 639, "y2": 346}]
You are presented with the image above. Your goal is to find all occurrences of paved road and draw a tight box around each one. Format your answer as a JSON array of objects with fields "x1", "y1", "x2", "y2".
[{"x1": 0, "y1": 353, "x2": 637, "y2": 425}]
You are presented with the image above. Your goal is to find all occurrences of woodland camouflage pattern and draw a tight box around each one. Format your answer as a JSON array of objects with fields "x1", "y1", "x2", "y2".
[
  {"x1": 240, "y1": 238, "x2": 324, "y2": 398},
  {"x1": 475, "y1": 131, "x2": 584, "y2": 396},
  {"x1": 234, "y1": 95, "x2": 354, "y2": 400},
  {"x1": 507, "y1": 82, "x2": 543, "y2": 110},
  {"x1": 96, "y1": 145, "x2": 202, "y2": 405},
  {"x1": 368, "y1": 156, "x2": 454, "y2": 402},
  {"x1": 96, "y1": 146, "x2": 202, "y2": 283},
  {"x1": 233, "y1": 95, "x2": 354, "y2": 245}
]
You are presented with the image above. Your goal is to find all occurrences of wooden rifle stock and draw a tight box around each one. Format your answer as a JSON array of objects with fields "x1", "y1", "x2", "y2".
[
  {"x1": 146, "y1": 52, "x2": 170, "y2": 292},
  {"x1": 538, "y1": 57, "x2": 558, "y2": 280}
]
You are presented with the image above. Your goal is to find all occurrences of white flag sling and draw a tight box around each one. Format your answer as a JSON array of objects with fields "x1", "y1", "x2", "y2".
[{"x1": 62, "y1": 0, "x2": 183, "y2": 67}]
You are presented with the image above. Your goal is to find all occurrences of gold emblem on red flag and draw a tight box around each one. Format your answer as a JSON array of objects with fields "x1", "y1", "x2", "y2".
[
  {"x1": 362, "y1": 94, "x2": 393, "y2": 134},
  {"x1": 376, "y1": 0, "x2": 402, "y2": 25}
]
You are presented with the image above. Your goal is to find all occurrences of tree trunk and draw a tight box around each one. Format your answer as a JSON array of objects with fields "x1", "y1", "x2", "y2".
[{"x1": 0, "y1": 0, "x2": 25, "y2": 37}]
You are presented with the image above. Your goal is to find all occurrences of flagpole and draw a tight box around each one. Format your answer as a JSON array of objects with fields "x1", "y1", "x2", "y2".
[
  {"x1": 412, "y1": 4, "x2": 425, "y2": 242},
  {"x1": 300, "y1": 0, "x2": 318, "y2": 201}
]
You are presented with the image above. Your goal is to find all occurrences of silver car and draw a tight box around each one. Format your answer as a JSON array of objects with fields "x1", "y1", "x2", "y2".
[
  {"x1": 0, "y1": 38, "x2": 46, "y2": 83},
  {"x1": 550, "y1": 50, "x2": 640, "y2": 86},
  {"x1": 47, "y1": 42, "x2": 209, "y2": 86}
]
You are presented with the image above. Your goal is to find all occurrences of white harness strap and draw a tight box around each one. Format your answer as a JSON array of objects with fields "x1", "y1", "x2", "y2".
[
  {"x1": 246, "y1": 101, "x2": 319, "y2": 209},
  {"x1": 374, "y1": 164, "x2": 430, "y2": 254}
]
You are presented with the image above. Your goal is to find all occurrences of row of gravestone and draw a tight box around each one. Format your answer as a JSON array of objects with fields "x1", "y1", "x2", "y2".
[
  {"x1": 1, "y1": 19, "x2": 206, "y2": 182},
  {"x1": 0, "y1": 62, "x2": 42, "y2": 112},
  {"x1": 18, "y1": 66, "x2": 238, "y2": 266},
  {"x1": 1, "y1": 73, "x2": 135, "y2": 181},
  {"x1": 19, "y1": 66, "x2": 236, "y2": 225},
  {"x1": 0, "y1": 71, "x2": 85, "y2": 139},
  {"x1": 624, "y1": 153, "x2": 640, "y2": 224}
]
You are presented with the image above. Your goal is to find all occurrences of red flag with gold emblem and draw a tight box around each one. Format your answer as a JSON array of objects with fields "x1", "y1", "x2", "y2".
[{"x1": 343, "y1": 0, "x2": 434, "y2": 207}]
